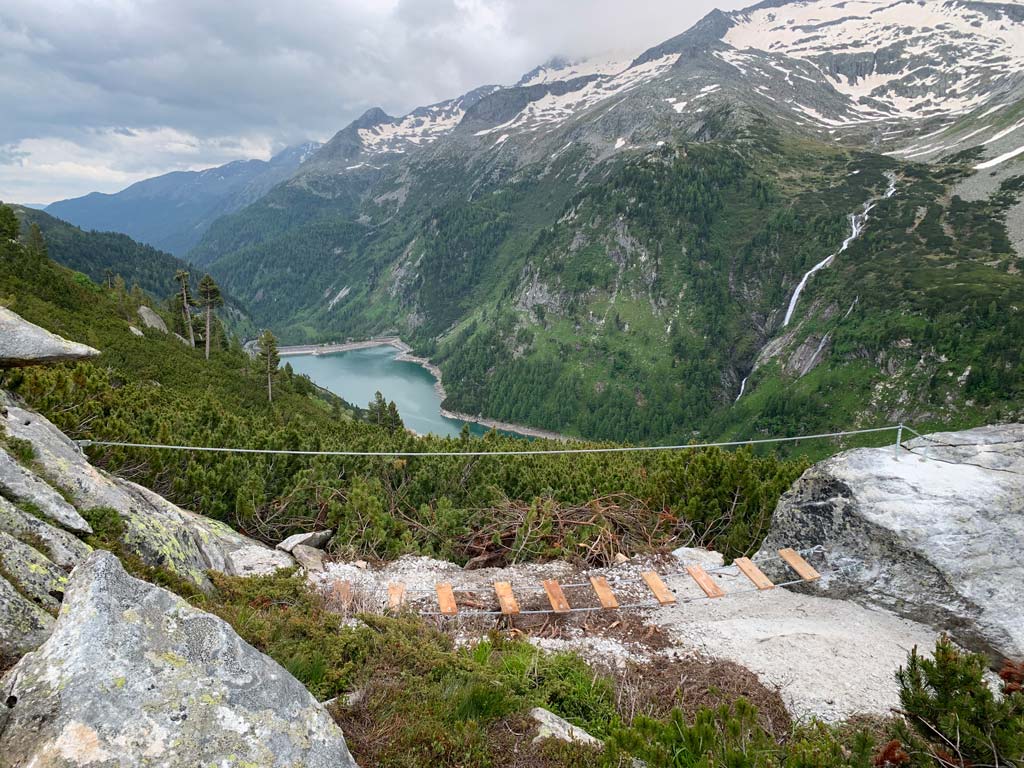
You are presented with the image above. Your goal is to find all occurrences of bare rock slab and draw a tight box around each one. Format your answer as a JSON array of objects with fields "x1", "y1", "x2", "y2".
[
  {"x1": 136, "y1": 305, "x2": 168, "y2": 333},
  {"x1": 0, "y1": 551, "x2": 358, "y2": 767},
  {"x1": 0, "y1": 575, "x2": 53, "y2": 668},
  {"x1": 278, "y1": 529, "x2": 334, "y2": 552},
  {"x1": 0, "y1": 448, "x2": 92, "y2": 534},
  {"x1": 0, "y1": 306, "x2": 99, "y2": 368},
  {"x1": 756, "y1": 424, "x2": 1024, "y2": 661},
  {"x1": 292, "y1": 544, "x2": 326, "y2": 573},
  {"x1": 0, "y1": 496, "x2": 91, "y2": 570},
  {"x1": 226, "y1": 544, "x2": 295, "y2": 576},
  {"x1": 531, "y1": 707, "x2": 601, "y2": 746}
]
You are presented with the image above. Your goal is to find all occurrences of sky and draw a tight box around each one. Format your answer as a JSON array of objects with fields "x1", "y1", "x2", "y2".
[{"x1": 0, "y1": 0, "x2": 743, "y2": 204}]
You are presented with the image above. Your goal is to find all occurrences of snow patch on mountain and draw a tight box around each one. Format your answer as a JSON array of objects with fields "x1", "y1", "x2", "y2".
[
  {"x1": 517, "y1": 52, "x2": 639, "y2": 87},
  {"x1": 723, "y1": 0, "x2": 1024, "y2": 123}
]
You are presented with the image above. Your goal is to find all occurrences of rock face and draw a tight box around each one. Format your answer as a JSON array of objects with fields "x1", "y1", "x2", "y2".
[
  {"x1": 531, "y1": 707, "x2": 601, "y2": 747},
  {"x1": 0, "y1": 575, "x2": 53, "y2": 669},
  {"x1": 136, "y1": 305, "x2": 168, "y2": 333},
  {"x1": 0, "y1": 448, "x2": 93, "y2": 534},
  {"x1": 0, "y1": 306, "x2": 100, "y2": 367},
  {"x1": 756, "y1": 425, "x2": 1024, "y2": 661},
  {"x1": 1, "y1": 393, "x2": 293, "y2": 589},
  {"x1": 0, "y1": 551, "x2": 358, "y2": 767},
  {"x1": 278, "y1": 529, "x2": 334, "y2": 552}
]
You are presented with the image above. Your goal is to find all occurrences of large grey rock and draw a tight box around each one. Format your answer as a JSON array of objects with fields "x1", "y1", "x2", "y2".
[
  {"x1": 756, "y1": 424, "x2": 1024, "y2": 661},
  {"x1": 0, "y1": 448, "x2": 92, "y2": 534},
  {"x1": 1, "y1": 396, "x2": 286, "y2": 588},
  {"x1": 0, "y1": 551, "x2": 358, "y2": 767},
  {"x1": 0, "y1": 307, "x2": 100, "y2": 368},
  {"x1": 278, "y1": 529, "x2": 334, "y2": 553},
  {"x1": 0, "y1": 530, "x2": 66, "y2": 612},
  {"x1": 0, "y1": 495, "x2": 91, "y2": 569},
  {"x1": 226, "y1": 544, "x2": 295, "y2": 577},
  {"x1": 530, "y1": 707, "x2": 601, "y2": 747},
  {"x1": 136, "y1": 305, "x2": 168, "y2": 332},
  {"x1": 0, "y1": 575, "x2": 53, "y2": 668},
  {"x1": 292, "y1": 544, "x2": 326, "y2": 573}
]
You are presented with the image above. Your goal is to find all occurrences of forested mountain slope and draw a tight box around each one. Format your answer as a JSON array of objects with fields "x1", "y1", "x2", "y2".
[
  {"x1": 46, "y1": 142, "x2": 321, "y2": 256},
  {"x1": 188, "y1": 0, "x2": 1024, "y2": 443}
]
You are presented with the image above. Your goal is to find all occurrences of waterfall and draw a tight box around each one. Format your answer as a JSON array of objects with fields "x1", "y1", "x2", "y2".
[
  {"x1": 735, "y1": 375, "x2": 749, "y2": 402},
  {"x1": 782, "y1": 172, "x2": 897, "y2": 328}
]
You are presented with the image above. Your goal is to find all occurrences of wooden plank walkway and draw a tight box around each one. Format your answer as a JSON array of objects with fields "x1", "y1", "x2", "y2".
[{"x1": 375, "y1": 548, "x2": 821, "y2": 618}]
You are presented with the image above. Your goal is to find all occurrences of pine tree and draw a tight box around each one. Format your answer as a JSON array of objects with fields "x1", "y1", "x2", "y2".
[
  {"x1": 25, "y1": 223, "x2": 47, "y2": 260},
  {"x1": 257, "y1": 330, "x2": 280, "y2": 403},
  {"x1": 0, "y1": 205, "x2": 18, "y2": 240},
  {"x1": 197, "y1": 274, "x2": 224, "y2": 361},
  {"x1": 174, "y1": 269, "x2": 195, "y2": 348},
  {"x1": 386, "y1": 401, "x2": 403, "y2": 433}
]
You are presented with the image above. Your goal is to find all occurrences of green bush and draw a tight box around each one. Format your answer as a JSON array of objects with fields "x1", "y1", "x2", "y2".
[{"x1": 896, "y1": 637, "x2": 1024, "y2": 768}]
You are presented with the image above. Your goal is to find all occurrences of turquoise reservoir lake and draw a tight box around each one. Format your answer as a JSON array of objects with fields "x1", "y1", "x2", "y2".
[{"x1": 283, "y1": 346, "x2": 497, "y2": 438}]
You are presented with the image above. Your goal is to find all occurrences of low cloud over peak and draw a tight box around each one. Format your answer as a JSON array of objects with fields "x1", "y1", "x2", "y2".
[{"x1": 0, "y1": 0, "x2": 740, "y2": 203}]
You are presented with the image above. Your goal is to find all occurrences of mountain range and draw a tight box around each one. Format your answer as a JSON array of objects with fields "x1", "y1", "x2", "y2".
[
  {"x1": 34, "y1": 0, "x2": 1024, "y2": 443},
  {"x1": 45, "y1": 142, "x2": 321, "y2": 256}
]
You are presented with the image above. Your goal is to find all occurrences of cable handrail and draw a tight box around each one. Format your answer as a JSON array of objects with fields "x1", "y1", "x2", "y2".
[{"x1": 75, "y1": 424, "x2": 904, "y2": 458}]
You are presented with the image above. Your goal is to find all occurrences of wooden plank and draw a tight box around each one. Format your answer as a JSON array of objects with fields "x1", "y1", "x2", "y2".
[
  {"x1": 686, "y1": 565, "x2": 726, "y2": 598},
  {"x1": 542, "y1": 579, "x2": 571, "y2": 614},
  {"x1": 387, "y1": 582, "x2": 407, "y2": 610},
  {"x1": 494, "y1": 581, "x2": 520, "y2": 615},
  {"x1": 436, "y1": 583, "x2": 458, "y2": 615},
  {"x1": 734, "y1": 557, "x2": 775, "y2": 590},
  {"x1": 589, "y1": 576, "x2": 620, "y2": 609},
  {"x1": 778, "y1": 548, "x2": 821, "y2": 581},
  {"x1": 641, "y1": 571, "x2": 676, "y2": 605}
]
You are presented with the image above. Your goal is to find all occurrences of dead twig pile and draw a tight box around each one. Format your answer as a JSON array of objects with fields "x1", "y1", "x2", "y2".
[{"x1": 459, "y1": 493, "x2": 694, "y2": 569}]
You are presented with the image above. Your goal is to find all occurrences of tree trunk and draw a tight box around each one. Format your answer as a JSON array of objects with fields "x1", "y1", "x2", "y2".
[
  {"x1": 204, "y1": 306, "x2": 212, "y2": 360},
  {"x1": 180, "y1": 286, "x2": 195, "y2": 348},
  {"x1": 267, "y1": 366, "x2": 273, "y2": 403}
]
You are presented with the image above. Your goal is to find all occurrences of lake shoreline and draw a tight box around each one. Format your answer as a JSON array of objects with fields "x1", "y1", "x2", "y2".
[{"x1": 279, "y1": 338, "x2": 571, "y2": 442}]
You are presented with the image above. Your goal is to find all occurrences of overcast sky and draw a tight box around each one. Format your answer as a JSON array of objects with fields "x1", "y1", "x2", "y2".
[{"x1": 0, "y1": 0, "x2": 743, "y2": 204}]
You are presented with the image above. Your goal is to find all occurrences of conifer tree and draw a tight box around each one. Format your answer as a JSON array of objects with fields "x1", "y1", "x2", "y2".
[
  {"x1": 257, "y1": 330, "x2": 280, "y2": 403},
  {"x1": 0, "y1": 205, "x2": 18, "y2": 240},
  {"x1": 25, "y1": 223, "x2": 47, "y2": 260},
  {"x1": 174, "y1": 269, "x2": 195, "y2": 348},
  {"x1": 198, "y1": 274, "x2": 224, "y2": 360}
]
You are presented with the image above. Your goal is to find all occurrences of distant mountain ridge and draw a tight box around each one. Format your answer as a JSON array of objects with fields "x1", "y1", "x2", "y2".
[{"x1": 45, "y1": 141, "x2": 321, "y2": 256}]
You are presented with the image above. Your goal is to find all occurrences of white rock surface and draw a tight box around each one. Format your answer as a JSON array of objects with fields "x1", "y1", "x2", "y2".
[
  {"x1": 756, "y1": 424, "x2": 1024, "y2": 661},
  {"x1": 226, "y1": 544, "x2": 295, "y2": 577},
  {"x1": 136, "y1": 305, "x2": 167, "y2": 332},
  {"x1": 128, "y1": 325, "x2": 144, "y2": 337},
  {"x1": 531, "y1": 706, "x2": 601, "y2": 746},
  {"x1": 0, "y1": 306, "x2": 99, "y2": 367},
  {"x1": 671, "y1": 546, "x2": 725, "y2": 569},
  {"x1": 278, "y1": 529, "x2": 334, "y2": 552}
]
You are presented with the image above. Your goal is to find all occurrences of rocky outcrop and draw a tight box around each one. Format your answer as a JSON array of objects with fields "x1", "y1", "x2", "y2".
[
  {"x1": 0, "y1": 306, "x2": 99, "y2": 367},
  {"x1": 136, "y1": 305, "x2": 168, "y2": 333},
  {"x1": 0, "y1": 575, "x2": 52, "y2": 669},
  {"x1": 531, "y1": 707, "x2": 601, "y2": 747},
  {"x1": 292, "y1": 544, "x2": 326, "y2": 573},
  {"x1": 0, "y1": 497, "x2": 90, "y2": 569},
  {"x1": 1, "y1": 393, "x2": 293, "y2": 589},
  {"x1": 0, "y1": 448, "x2": 92, "y2": 534},
  {"x1": 756, "y1": 424, "x2": 1024, "y2": 661},
  {"x1": 278, "y1": 529, "x2": 333, "y2": 552},
  {"x1": 0, "y1": 551, "x2": 358, "y2": 767}
]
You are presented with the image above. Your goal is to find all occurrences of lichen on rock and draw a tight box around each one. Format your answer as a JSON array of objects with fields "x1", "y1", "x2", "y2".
[{"x1": 0, "y1": 551, "x2": 358, "y2": 767}]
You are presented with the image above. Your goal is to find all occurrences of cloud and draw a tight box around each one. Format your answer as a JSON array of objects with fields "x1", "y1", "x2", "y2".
[{"x1": 0, "y1": 0, "x2": 743, "y2": 203}]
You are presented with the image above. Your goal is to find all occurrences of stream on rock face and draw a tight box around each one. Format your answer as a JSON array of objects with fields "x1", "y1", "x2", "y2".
[{"x1": 782, "y1": 172, "x2": 898, "y2": 328}]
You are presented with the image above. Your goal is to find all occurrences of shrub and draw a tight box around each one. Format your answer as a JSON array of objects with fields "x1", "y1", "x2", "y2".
[{"x1": 896, "y1": 637, "x2": 1024, "y2": 768}]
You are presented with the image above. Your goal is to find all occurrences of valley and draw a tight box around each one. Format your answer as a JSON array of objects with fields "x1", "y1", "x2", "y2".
[{"x1": 1, "y1": 1, "x2": 1023, "y2": 766}]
